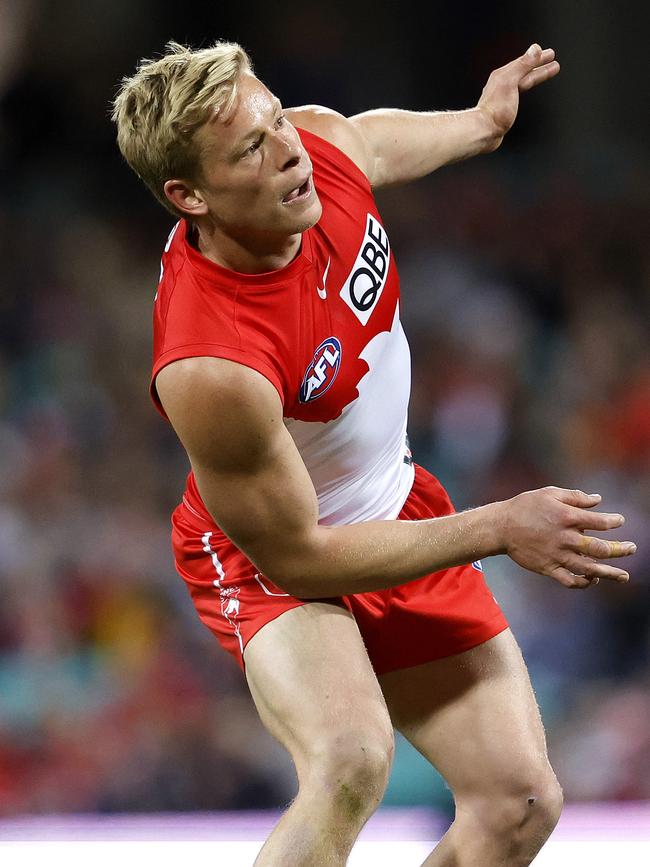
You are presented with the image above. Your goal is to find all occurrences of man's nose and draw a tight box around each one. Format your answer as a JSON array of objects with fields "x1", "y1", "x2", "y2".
[
  {"x1": 281, "y1": 151, "x2": 300, "y2": 171},
  {"x1": 277, "y1": 130, "x2": 301, "y2": 170}
]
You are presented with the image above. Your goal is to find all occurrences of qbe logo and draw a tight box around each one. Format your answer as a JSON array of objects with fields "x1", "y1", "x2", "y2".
[
  {"x1": 299, "y1": 337, "x2": 342, "y2": 403},
  {"x1": 340, "y1": 213, "x2": 391, "y2": 325}
]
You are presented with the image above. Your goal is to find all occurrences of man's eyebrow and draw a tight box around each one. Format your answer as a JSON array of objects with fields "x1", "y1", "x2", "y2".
[{"x1": 231, "y1": 98, "x2": 284, "y2": 154}]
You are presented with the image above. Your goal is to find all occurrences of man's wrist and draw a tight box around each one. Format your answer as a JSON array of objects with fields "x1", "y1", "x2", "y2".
[
  {"x1": 473, "y1": 105, "x2": 505, "y2": 153},
  {"x1": 473, "y1": 500, "x2": 509, "y2": 558}
]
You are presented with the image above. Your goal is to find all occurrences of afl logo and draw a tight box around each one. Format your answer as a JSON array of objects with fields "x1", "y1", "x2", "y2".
[{"x1": 299, "y1": 337, "x2": 342, "y2": 403}]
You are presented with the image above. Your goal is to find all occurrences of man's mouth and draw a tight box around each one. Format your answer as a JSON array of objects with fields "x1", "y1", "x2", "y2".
[{"x1": 282, "y1": 175, "x2": 312, "y2": 205}]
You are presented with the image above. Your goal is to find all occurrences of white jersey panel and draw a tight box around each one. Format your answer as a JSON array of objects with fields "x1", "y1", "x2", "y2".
[{"x1": 285, "y1": 303, "x2": 414, "y2": 525}]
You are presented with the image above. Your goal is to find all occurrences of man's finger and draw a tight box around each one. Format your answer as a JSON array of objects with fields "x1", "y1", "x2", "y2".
[
  {"x1": 568, "y1": 507, "x2": 625, "y2": 530},
  {"x1": 525, "y1": 43, "x2": 542, "y2": 61},
  {"x1": 554, "y1": 488, "x2": 602, "y2": 508},
  {"x1": 519, "y1": 61, "x2": 561, "y2": 92},
  {"x1": 516, "y1": 43, "x2": 548, "y2": 69},
  {"x1": 539, "y1": 48, "x2": 556, "y2": 64},
  {"x1": 551, "y1": 566, "x2": 593, "y2": 590},
  {"x1": 578, "y1": 535, "x2": 637, "y2": 559},
  {"x1": 502, "y1": 44, "x2": 541, "y2": 77},
  {"x1": 529, "y1": 48, "x2": 556, "y2": 67},
  {"x1": 563, "y1": 554, "x2": 630, "y2": 583}
]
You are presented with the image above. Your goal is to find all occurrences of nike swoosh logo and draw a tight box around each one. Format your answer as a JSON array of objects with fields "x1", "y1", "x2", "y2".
[{"x1": 317, "y1": 256, "x2": 331, "y2": 300}]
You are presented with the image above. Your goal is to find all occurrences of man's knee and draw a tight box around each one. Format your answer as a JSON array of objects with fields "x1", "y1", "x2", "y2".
[
  {"x1": 460, "y1": 767, "x2": 564, "y2": 853},
  {"x1": 307, "y1": 726, "x2": 395, "y2": 817},
  {"x1": 525, "y1": 771, "x2": 564, "y2": 832},
  {"x1": 496, "y1": 770, "x2": 563, "y2": 837}
]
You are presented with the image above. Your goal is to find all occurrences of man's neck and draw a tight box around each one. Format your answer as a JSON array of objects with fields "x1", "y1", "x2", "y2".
[{"x1": 194, "y1": 222, "x2": 302, "y2": 274}]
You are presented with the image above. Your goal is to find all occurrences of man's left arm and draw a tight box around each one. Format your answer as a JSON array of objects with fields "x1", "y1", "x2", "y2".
[
  {"x1": 289, "y1": 44, "x2": 559, "y2": 188},
  {"x1": 355, "y1": 43, "x2": 559, "y2": 186}
]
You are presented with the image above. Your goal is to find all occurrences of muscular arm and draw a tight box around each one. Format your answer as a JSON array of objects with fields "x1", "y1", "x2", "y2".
[
  {"x1": 288, "y1": 44, "x2": 560, "y2": 187},
  {"x1": 155, "y1": 358, "x2": 634, "y2": 599}
]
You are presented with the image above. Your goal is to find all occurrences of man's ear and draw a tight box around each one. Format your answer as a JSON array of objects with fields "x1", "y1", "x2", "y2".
[{"x1": 163, "y1": 179, "x2": 209, "y2": 216}]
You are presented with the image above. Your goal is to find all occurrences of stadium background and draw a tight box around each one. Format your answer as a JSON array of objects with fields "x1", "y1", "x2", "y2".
[{"x1": 0, "y1": 0, "x2": 648, "y2": 820}]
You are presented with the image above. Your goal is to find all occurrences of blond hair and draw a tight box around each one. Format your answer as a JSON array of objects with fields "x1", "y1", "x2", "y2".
[{"x1": 112, "y1": 40, "x2": 252, "y2": 215}]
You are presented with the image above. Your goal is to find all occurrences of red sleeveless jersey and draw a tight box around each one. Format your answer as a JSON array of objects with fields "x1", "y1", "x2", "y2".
[{"x1": 151, "y1": 128, "x2": 414, "y2": 526}]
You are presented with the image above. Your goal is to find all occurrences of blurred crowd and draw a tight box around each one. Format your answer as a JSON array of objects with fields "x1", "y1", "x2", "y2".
[{"x1": 0, "y1": 0, "x2": 649, "y2": 818}]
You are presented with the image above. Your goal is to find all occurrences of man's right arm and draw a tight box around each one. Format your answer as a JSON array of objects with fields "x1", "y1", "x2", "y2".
[{"x1": 155, "y1": 357, "x2": 635, "y2": 598}]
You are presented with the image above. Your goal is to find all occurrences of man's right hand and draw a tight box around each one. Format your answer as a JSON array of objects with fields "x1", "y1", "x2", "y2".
[{"x1": 495, "y1": 487, "x2": 636, "y2": 589}]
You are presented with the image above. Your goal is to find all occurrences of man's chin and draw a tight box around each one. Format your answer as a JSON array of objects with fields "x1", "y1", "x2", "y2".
[{"x1": 289, "y1": 194, "x2": 323, "y2": 233}]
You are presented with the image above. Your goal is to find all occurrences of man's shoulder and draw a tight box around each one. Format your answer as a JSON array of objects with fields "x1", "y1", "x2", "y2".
[
  {"x1": 155, "y1": 355, "x2": 284, "y2": 471},
  {"x1": 286, "y1": 105, "x2": 371, "y2": 181}
]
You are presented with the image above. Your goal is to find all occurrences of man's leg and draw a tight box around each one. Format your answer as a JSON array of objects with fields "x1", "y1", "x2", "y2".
[
  {"x1": 243, "y1": 601, "x2": 395, "y2": 867},
  {"x1": 378, "y1": 628, "x2": 563, "y2": 867}
]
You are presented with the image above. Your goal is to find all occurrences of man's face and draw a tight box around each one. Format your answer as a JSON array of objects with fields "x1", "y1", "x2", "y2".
[{"x1": 193, "y1": 73, "x2": 322, "y2": 239}]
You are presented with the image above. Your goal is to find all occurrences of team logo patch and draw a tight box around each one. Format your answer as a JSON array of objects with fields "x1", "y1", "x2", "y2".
[
  {"x1": 299, "y1": 337, "x2": 342, "y2": 403},
  {"x1": 340, "y1": 213, "x2": 391, "y2": 325}
]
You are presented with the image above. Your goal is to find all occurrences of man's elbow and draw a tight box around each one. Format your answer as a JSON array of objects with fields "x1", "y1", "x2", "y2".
[
  {"x1": 262, "y1": 563, "x2": 327, "y2": 600},
  {"x1": 258, "y1": 530, "x2": 331, "y2": 599}
]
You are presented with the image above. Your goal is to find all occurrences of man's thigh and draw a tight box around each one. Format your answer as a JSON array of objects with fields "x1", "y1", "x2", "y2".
[
  {"x1": 243, "y1": 602, "x2": 394, "y2": 781},
  {"x1": 377, "y1": 628, "x2": 553, "y2": 798}
]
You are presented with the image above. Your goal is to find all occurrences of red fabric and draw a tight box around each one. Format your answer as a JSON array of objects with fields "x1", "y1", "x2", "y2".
[
  {"x1": 150, "y1": 127, "x2": 396, "y2": 427},
  {"x1": 151, "y1": 126, "x2": 407, "y2": 534},
  {"x1": 171, "y1": 464, "x2": 508, "y2": 676}
]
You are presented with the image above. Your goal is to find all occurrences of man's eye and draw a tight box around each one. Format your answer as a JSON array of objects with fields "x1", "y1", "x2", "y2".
[
  {"x1": 242, "y1": 140, "x2": 259, "y2": 158},
  {"x1": 275, "y1": 114, "x2": 285, "y2": 128}
]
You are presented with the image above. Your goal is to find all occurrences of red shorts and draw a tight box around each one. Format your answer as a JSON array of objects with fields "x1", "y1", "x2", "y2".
[{"x1": 171, "y1": 464, "x2": 508, "y2": 676}]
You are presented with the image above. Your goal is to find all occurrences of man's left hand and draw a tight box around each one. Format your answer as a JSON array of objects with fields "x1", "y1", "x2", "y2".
[{"x1": 478, "y1": 44, "x2": 560, "y2": 151}]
